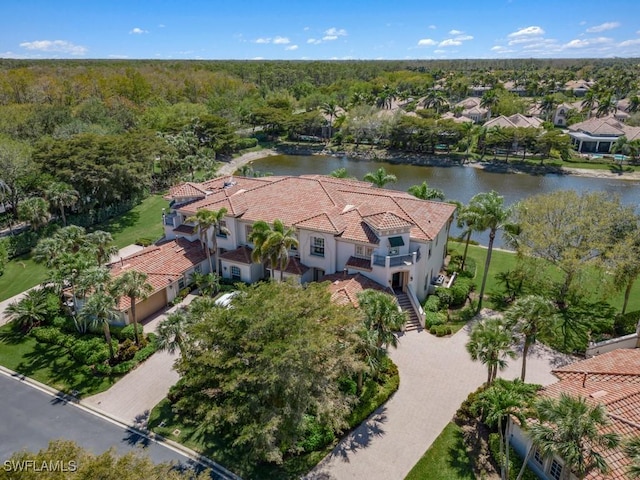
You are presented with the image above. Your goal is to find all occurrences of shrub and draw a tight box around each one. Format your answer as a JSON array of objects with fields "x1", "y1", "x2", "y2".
[
  {"x1": 435, "y1": 287, "x2": 454, "y2": 307},
  {"x1": 423, "y1": 295, "x2": 441, "y2": 312},
  {"x1": 615, "y1": 310, "x2": 640, "y2": 336},
  {"x1": 338, "y1": 376, "x2": 357, "y2": 396},
  {"x1": 488, "y1": 432, "x2": 538, "y2": 480},
  {"x1": 425, "y1": 311, "x2": 446, "y2": 329},
  {"x1": 235, "y1": 137, "x2": 259, "y2": 150},
  {"x1": 450, "y1": 278, "x2": 474, "y2": 307},
  {"x1": 451, "y1": 305, "x2": 477, "y2": 323},
  {"x1": 119, "y1": 323, "x2": 144, "y2": 341},
  {"x1": 31, "y1": 326, "x2": 64, "y2": 344},
  {"x1": 133, "y1": 342, "x2": 157, "y2": 363},
  {"x1": 430, "y1": 326, "x2": 437, "y2": 335},
  {"x1": 111, "y1": 360, "x2": 136, "y2": 375},
  {"x1": 135, "y1": 237, "x2": 154, "y2": 247},
  {"x1": 70, "y1": 337, "x2": 109, "y2": 364},
  {"x1": 117, "y1": 338, "x2": 138, "y2": 361},
  {"x1": 455, "y1": 384, "x2": 489, "y2": 424},
  {"x1": 94, "y1": 363, "x2": 112, "y2": 376},
  {"x1": 299, "y1": 414, "x2": 336, "y2": 453}
]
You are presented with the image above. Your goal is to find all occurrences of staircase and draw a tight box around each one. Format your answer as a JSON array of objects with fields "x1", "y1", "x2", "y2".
[{"x1": 395, "y1": 292, "x2": 422, "y2": 332}]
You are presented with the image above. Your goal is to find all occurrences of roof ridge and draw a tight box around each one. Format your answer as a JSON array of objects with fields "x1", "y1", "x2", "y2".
[{"x1": 608, "y1": 413, "x2": 640, "y2": 430}]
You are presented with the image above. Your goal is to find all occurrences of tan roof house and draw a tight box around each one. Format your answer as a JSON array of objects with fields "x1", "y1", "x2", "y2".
[
  {"x1": 453, "y1": 97, "x2": 491, "y2": 123},
  {"x1": 163, "y1": 175, "x2": 456, "y2": 311},
  {"x1": 568, "y1": 115, "x2": 640, "y2": 153},
  {"x1": 510, "y1": 349, "x2": 640, "y2": 480},
  {"x1": 484, "y1": 114, "x2": 544, "y2": 130}
]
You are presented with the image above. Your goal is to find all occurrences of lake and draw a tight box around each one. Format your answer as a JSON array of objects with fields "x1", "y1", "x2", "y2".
[{"x1": 249, "y1": 154, "x2": 640, "y2": 247}]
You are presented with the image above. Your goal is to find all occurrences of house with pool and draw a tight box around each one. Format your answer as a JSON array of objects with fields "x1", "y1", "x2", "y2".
[{"x1": 162, "y1": 175, "x2": 456, "y2": 326}]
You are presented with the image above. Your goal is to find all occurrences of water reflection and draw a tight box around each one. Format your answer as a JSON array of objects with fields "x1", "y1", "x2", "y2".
[{"x1": 250, "y1": 154, "x2": 640, "y2": 246}]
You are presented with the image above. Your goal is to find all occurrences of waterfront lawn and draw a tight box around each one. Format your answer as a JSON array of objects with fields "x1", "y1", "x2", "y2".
[
  {"x1": 448, "y1": 242, "x2": 640, "y2": 314},
  {"x1": 0, "y1": 255, "x2": 47, "y2": 302},
  {"x1": 93, "y1": 194, "x2": 168, "y2": 248},
  {"x1": 0, "y1": 323, "x2": 117, "y2": 396},
  {"x1": 405, "y1": 422, "x2": 475, "y2": 480}
]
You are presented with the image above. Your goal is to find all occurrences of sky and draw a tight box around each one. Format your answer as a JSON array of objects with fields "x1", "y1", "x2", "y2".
[{"x1": 2, "y1": 0, "x2": 640, "y2": 60}]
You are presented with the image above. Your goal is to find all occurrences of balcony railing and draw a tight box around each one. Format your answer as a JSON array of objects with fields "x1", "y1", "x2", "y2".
[{"x1": 373, "y1": 250, "x2": 419, "y2": 268}]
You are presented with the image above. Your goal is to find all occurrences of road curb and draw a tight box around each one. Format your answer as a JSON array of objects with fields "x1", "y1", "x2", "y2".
[{"x1": 0, "y1": 365, "x2": 242, "y2": 480}]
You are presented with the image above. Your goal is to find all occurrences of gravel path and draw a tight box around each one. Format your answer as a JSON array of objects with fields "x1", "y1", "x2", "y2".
[{"x1": 216, "y1": 149, "x2": 278, "y2": 177}]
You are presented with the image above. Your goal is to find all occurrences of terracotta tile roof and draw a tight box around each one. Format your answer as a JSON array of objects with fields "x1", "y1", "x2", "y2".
[
  {"x1": 268, "y1": 256, "x2": 310, "y2": 276},
  {"x1": 364, "y1": 211, "x2": 414, "y2": 231},
  {"x1": 109, "y1": 238, "x2": 206, "y2": 311},
  {"x1": 535, "y1": 349, "x2": 640, "y2": 480},
  {"x1": 345, "y1": 256, "x2": 372, "y2": 271},
  {"x1": 165, "y1": 182, "x2": 210, "y2": 199},
  {"x1": 569, "y1": 116, "x2": 627, "y2": 136},
  {"x1": 219, "y1": 245, "x2": 253, "y2": 264},
  {"x1": 484, "y1": 114, "x2": 543, "y2": 129},
  {"x1": 321, "y1": 273, "x2": 392, "y2": 307},
  {"x1": 168, "y1": 175, "x2": 455, "y2": 244}
]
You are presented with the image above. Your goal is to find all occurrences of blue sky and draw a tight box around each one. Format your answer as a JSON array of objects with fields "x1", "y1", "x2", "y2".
[{"x1": 2, "y1": 0, "x2": 640, "y2": 60}]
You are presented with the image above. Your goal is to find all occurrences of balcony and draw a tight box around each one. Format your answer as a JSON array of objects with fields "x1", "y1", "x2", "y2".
[
  {"x1": 373, "y1": 249, "x2": 420, "y2": 268},
  {"x1": 163, "y1": 213, "x2": 178, "y2": 227}
]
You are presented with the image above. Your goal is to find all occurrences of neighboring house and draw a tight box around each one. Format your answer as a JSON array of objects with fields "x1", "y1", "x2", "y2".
[
  {"x1": 503, "y1": 81, "x2": 527, "y2": 97},
  {"x1": 528, "y1": 101, "x2": 581, "y2": 127},
  {"x1": 108, "y1": 238, "x2": 209, "y2": 324},
  {"x1": 483, "y1": 113, "x2": 544, "y2": 130},
  {"x1": 440, "y1": 111, "x2": 474, "y2": 124},
  {"x1": 468, "y1": 85, "x2": 492, "y2": 97},
  {"x1": 510, "y1": 349, "x2": 640, "y2": 480},
  {"x1": 564, "y1": 79, "x2": 594, "y2": 97},
  {"x1": 163, "y1": 175, "x2": 456, "y2": 303},
  {"x1": 323, "y1": 272, "x2": 394, "y2": 307},
  {"x1": 568, "y1": 115, "x2": 640, "y2": 153},
  {"x1": 453, "y1": 97, "x2": 491, "y2": 123}
]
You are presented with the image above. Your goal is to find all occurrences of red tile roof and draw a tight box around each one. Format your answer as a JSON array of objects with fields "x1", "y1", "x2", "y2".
[
  {"x1": 165, "y1": 182, "x2": 210, "y2": 199},
  {"x1": 321, "y1": 273, "x2": 392, "y2": 307},
  {"x1": 345, "y1": 256, "x2": 372, "y2": 271},
  {"x1": 268, "y1": 256, "x2": 310, "y2": 276},
  {"x1": 219, "y1": 245, "x2": 253, "y2": 264},
  {"x1": 109, "y1": 238, "x2": 206, "y2": 311},
  {"x1": 167, "y1": 175, "x2": 455, "y2": 243},
  {"x1": 364, "y1": 211, "x2": 414, "y2": 231},
  {"x1": 537, "y1": 349, "x2": 640, "y2": 479}
]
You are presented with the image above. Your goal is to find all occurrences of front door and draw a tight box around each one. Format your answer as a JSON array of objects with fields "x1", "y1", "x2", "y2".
[{"x1": 392, "y1": 272, "x2": 403, "y2": 292}]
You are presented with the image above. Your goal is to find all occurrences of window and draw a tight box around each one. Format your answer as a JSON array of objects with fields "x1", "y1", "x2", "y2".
[
  {"x1": 245, "y1": 225, "x2": 253, "y2": 242},
  {"x1": 216, "y1": 220, "x2": 228, "y2": 238},
  {"x1": 549, "y1": 459, "x2": 563, "y2": 480},
  {"x1": 194, "y1": 264, "x2": 202, "y2": 273},
  {"x1": 231, "y1": 266, "x2": 241, "y2": 281},
  {"x1": 178, "y1": 277, "x2": 185, "y2": 290},
  {"x1": 311, "y1": 237, "x2": 325, "y2": 257},
  {"x1": 355, "y1": 245, "x2": 373, "y2": 258},
  {"x1": 533, "y1": 448, "x2": 544, "y2": 466}
]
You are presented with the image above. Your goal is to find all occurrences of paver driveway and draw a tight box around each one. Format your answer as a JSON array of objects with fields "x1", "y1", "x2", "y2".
[{"x1": 307, "y1": 315, "x2": 573, "y2": 480}]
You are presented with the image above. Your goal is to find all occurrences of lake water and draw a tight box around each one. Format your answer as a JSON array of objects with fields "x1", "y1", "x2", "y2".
[{"x1": 250, "y1": 154, "x2": 640, "y2": 247}]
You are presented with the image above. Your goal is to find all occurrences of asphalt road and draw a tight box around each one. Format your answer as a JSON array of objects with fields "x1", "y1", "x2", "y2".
[{"x1": 0, "y1": 371, "x2": 200, "y2": 471}]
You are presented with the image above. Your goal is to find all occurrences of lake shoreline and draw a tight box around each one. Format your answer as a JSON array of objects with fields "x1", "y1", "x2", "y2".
[{"x1": 226, "y1": 143, "x2": 640, "y2": 182}]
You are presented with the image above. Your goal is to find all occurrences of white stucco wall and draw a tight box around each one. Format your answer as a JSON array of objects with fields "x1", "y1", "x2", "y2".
[{"x1": 298, "y1": 229, "x2": 336, "y2": 275}]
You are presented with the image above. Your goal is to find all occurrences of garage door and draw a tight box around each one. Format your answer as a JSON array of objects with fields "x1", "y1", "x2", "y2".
[{"x1": 130, "y1": 289, "x2": 168, "y2": 324}]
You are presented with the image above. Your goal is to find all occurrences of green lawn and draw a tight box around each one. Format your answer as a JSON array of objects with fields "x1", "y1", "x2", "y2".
[
  {"x1": 0, "y1": 255, "x2": 48, "y2": 302},
  {"x1": 448, "y1": 242, "x2": 640, "y2": 313},
  {"x1": 0, "y1": 323, "x2": 117, "y2": 396},
  {"x1": 405, "y1": 422, "x2": 475, "y2": 480},
  {"x1": 0, "y1": 195, "x2": 169, "y2": 302}
]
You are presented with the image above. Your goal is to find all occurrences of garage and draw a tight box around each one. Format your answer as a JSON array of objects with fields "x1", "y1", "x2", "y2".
[{"x1": 125, "y1": 289, "x2": 168, "y2": 324}]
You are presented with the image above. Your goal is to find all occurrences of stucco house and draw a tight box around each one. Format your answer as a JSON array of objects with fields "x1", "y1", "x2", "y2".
[
  {"x1": 483, "y1": 113, "x2": 544, "y2": 130},
  {"x1": 510, "y1": 349, "x2": 640, "y2": 480},
  {"x1": 107, "y1": 238, "x2": 209, "y2": 324},
  {"x1": 453, "y1": 97, "x2": 491, "y2": 123},
  {"x1": 163, "y1": 175, "x2": 456, "y2": 319},
  {"x1": 568, "y1": 116, "x2": 640, "y2": 153}
]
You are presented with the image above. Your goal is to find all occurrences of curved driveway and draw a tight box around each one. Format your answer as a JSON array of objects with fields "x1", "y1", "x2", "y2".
[{"x1": 307, "y1": 314, "x2": 573, "y2": 480}]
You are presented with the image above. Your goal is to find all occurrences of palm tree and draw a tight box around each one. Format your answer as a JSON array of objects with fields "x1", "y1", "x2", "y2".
[
  {"x1": 504, "y1": 295, "x2": 556, "y2": 381},
  {"x1": 4, "y1": 289, "x2": 49, "y2": 332},
  {"x1": 18, "y1": 197, "x2": 50, "y2": 231},
  {"x1": 610, "y1": 233, "x2": 640, "y2": 316},
  {"x1": 581, "y1": 90, "x2": 597, "y2": 119},
  {"x1": 112, "y1": 270, "x2": 153, "y2": 346},
  {"x1": 249, "y1": 219, "x2": 298, "y2": 280},
  {"x1": 451, "y1": 201, "x2": 480, "y2": 273},
  {"x1": 81, "y1": 292, "x2": 119, "y2": 360},
  {"x1": 357, "y1": 289, "x2": 407, "y2": 351},
  {"x1": 45, "y1": 182, "x2": 79, "y2": 227},
  {"x1": 480, "y1": 90, "x2": 499, "y2": 113},
  {"x1": 624, "y1": 436, "x2": 640, "y2": 478},
  {"x1": 329, "y1": 167, "x2": 350, "y2": 178},
  {"x1": 408, "y1": 181, "x2": 445, "y2": 201},
  {"x1": 0, "y1": 179, "x2": 11, "y2": 224},
  {"x1": 422, "y1": 89, "x2": 449, "y2": 114},
  {"x1": 186, "y1": 208, "x2": 229, "y2": 274},
  {"x1": 460, "y1": 121, "x2": 475, "y2": 160},
  {"x1": 76, "y1": 266, "x2": 111, "y2": 298},
  {"x1": 156, "y1": 310, "x2": 190, "y2": 360},
  {"x1": 466, "y1": 317, "x2": 516, "y2": 385},
  {"x1": 321, "y1": 101, "x2": 339, "y2": 139},
  {"x1": 596, "y1": 93, "x2": 617, "y2": 118},
  {"x1": 363, "y1": 167, "x2": 397, "y2": 188},
  {"x1": 527, "y1": 393, "x2": 620, "y2": 480},
  {"x1": 540, "y1": 95, "x2": 557, "y2": 123},
  {"x1": 190, "y1": 271, "x2": 220, "y2": 297},
  {"x1": 84, "y1": 230, "x2": 118, "y2": 266},
  {"x1": 474, "y1": 379, "x2": 539, "y2": 480},
  {"x1": 467, "y1": 191, "x2": 512, "y2": 313}
]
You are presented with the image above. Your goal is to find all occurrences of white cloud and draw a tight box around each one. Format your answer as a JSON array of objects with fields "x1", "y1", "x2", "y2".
[
  {"x1": 417, "y1": 38, "x2": 437, "y2": 46},
  {"x1": 586, "y1": 22, "x2": 620, "y2": 33},
  {"x1": 325, "y1": 27, "x2": 347, "y2": 37},
  {"x1": 307, "y1": 38, "x2": 322, "y2": 45},
  {"x1": 252, "y1": 57, "x2": 264, "y2": 60},
  {"x1": 323, "y1": 35, "x2": 338, "y2": 41},
  {"x1": 439, "y1": 39, "x2": 462, "y2": 47},
  {"x1": 129, "y1": 27, "x2": 148, "y2": 34},
  {"x1": 108, "y1": 54, "x2": 129, "y2": 59},
  {"x1": 158, "y1": 24, "x2": 165, "y2": 28},
  {"x1": 619, "y1": 38, "x2": 640, "y2": 47},
  {"x1": 255, "y1": 37, "x2": 270, "y2": 44},
  {"x1": 273, "y1": 36, "x2": 290, "y2": 44},
  {"x1": 563, "y1": 37, "x2": 613, "y2": 48},
  {"x1": 491, "y1": 45, "x2": 506, "y2": 51},
  {"x1": 434, "y1": 49, "x2": 446, "y2": 54},
  {"x1": 428, "y1": 24, "x2": 436, "y2": 29},
  {"x1": 455, "y1": 35, "x2": 474, "y2": 41},
  {"x1": 285, "y1": 44, "x2": 298, "y2": 51},
  {"x1": 508, "y1": 26, "x2": 545, "y2": 37},
  {"x1": 449, "y1": 29, "x2": 463, "y2": 35},
  {"x1": 19, "y1": 40, "x2": 87, "y2": 55}
]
